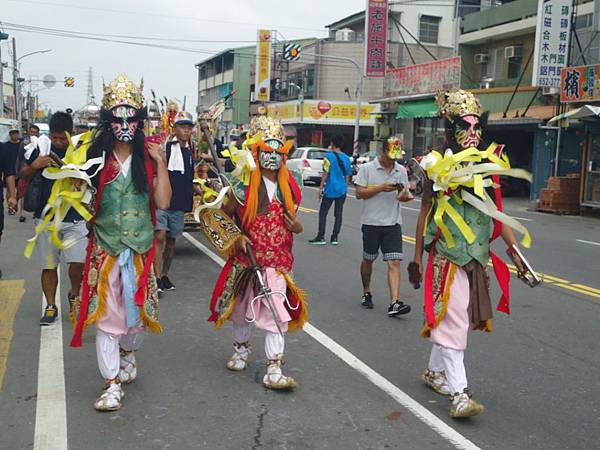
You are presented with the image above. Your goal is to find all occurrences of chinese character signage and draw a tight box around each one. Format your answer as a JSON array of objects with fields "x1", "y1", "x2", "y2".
[
  {"x1": 364, "y1": 0, "x2": 388, "y2": 78},
  {"x1": 560, "y1": 64, "x2": 600, "y2": 102},
  {"x1": 267, "y1": 100, "x2": 380, "y2": 126},
  {"x1": 254, "y1": 29, "x2": 272, "y2": 102},
  {"x1": 387, "y1": 57, "x2": 461, "y2": 96},
  {"x1": 532, "y1": 0, "x2": 572, "y2": 88}
]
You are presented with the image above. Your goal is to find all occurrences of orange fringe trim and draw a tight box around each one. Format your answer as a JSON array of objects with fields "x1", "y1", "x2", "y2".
[
  {"x1": 283, "y1": 273, "x2": 308, "y2": 333},
  {"x1": 420, "y1": 263, "x2": 457, "y2": 338},
  {"x1": 85, "y1": 255, "x2": 116, "y2": 326},
  {"x1": 134, "y1": 253, "x2": 162, "y2": 333}
]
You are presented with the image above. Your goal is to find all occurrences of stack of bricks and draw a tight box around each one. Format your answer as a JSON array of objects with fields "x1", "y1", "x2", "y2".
[{"x1": 539, "y1": 174, "x2": 580, "y2": 213}]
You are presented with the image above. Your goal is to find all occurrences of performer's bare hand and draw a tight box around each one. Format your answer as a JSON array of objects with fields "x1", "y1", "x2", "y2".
[
  {"x1": 239, "y1": 235, "x2": 252, "y2": 254},
  {"x1": 512, "y1": 251, "x2": 526, "y2": 274},
  {"x1": 284, "y1": 211, "x2": 302, "y2": 234},
  {"x1": 31, "y1": 155, "x2": 53, "y2": 170},
  {"x1": 7, "y1": 196, "x2": 17, "y2": 214},
  {"x1": 148, "y1": 142, "x2": 165, "y2": 163}
]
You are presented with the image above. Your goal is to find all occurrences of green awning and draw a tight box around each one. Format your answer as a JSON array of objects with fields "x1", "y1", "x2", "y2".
[{"x1": 396, "y1": 99, "x2": 439, "y2": 119}]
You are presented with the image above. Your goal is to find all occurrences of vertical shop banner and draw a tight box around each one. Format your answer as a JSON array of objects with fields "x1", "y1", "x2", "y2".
[
  {"x1": 255, "y1": 29, "x2": 272, "y2": 102},
  {"x1": 364, "y1": 0, "x2": 388, "y2": 78},
  {"x1": 532, "y1": 0, "x2": 572, "y2": 88}
]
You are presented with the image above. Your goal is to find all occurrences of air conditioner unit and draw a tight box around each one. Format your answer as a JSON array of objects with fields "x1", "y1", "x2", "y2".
[
  {"x1": 474, "y1": 53, "x2": 488, "y2": 64},
  {"x1": 542, "y1": 87, "x2": 559, "y2": 95},
  {"x1": 335, "y1": 28, "x2": 355, "y2": 42},
  {"x1": 505, "y1": 45, "x2": 523, "y2": 59}
]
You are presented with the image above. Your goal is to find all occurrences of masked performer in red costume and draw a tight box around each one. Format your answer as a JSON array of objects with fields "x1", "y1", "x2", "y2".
[
  {"x1": 412, "y1": 90, "x2": 535, "y2": 418},
  {"x1": 208, "y1": 115, "x2": 307, "y2": 390},
  {"x1": 70, "y1": 74, "x2": 171, "y2": 411}
]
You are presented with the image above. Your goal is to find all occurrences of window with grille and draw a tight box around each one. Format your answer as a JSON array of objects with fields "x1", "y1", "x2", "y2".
[{"x1": 419, "y1": 15, "x2": 441, "y2": 44}]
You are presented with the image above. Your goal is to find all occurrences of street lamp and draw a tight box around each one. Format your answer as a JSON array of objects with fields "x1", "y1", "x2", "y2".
[
  {"x1": 13, "y1": 47, "x2": 52, "y2": 127},
  {"x1": 289, "y1": 82, "x2": 304, "y2": 122}
]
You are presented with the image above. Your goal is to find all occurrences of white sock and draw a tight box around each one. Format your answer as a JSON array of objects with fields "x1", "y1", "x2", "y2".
[
  {"x1": 428, "y1": 344, "x2": 445, "y2": 372},
  {"x1": 439, "y1": 346, "x2": 467, "y2": 393},
  {"x1": 120, "y1": 331, "x2": 145, "y2": 352},
  {"x1": 233, "y1": 322, "x2": 251, "y2": 344},
  {"x1": 96, "y1": 330, "x2": 120, "y2": 380},
  {"x1": 265, "y1": 332, "x2": 285, "y2": 360}
]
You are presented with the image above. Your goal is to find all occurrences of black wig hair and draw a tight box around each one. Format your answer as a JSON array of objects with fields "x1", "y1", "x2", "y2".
[{"x1": 88, "y1": 106, "x2": 149, "y2": 193}]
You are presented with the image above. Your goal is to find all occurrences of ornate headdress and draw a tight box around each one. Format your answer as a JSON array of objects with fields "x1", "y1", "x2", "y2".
[
  {"x1": 242, "y1": 114, "x2": 296, "y2": 226},
  {"x1": 248, "y1": 115, "x2": 286, "y2": 149},
  {"x1": 102, "y1": 74, "x2": 145, "y2": 110},
  {"x1": 436, "y1": 89, "x2": 482, "y2": 121}
]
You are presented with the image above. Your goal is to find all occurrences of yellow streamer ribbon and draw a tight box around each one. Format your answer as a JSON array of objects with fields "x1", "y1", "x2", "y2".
[
  {"x1": 24, "y1": 132, "x2": 104, "y2": 258},
  {"x1": 421, "y1": 143, "x2": 532, "y2": 248}
]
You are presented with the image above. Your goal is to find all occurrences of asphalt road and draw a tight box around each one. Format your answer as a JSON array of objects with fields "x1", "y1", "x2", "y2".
[{"x1": 0, "y1": 188, "x2": 599, "y2": 449}]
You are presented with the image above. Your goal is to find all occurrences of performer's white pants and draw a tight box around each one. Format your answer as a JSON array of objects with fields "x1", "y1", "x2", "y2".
[
  {"x1": 428, "y1": 343, "x2": 467, "y2": 394},
  {"x1": 96, "y1": 330, "x2": 145, "y2": 380},
  {"x1": 232, "y1": 322, "x2": 285, "y2": 360}
]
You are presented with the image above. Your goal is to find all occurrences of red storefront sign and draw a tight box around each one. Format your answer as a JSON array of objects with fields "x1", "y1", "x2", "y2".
[
  {"x1": 388, "y1": 57, "x2": 462, "y2": 96},
  {"x1": 364, "y1": 0, "x2": 388, "y2": 78}
]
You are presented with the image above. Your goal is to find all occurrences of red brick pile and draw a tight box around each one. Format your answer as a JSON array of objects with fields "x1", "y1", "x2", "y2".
[{"x1": 539, "y1": 174, "x2": 580, "y2": 213}]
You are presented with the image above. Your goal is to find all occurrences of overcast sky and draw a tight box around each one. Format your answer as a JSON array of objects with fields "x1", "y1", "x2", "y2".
[{"x1": 1, "y1": 0, "x2": 366, "y2": 114}]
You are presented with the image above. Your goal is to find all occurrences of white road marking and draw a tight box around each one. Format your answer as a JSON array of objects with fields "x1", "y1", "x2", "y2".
[
  {"x1": 512, "y1": 216, "x2": 533, "y2": 222},
  {"x1": 576, "y1": 239, "x2": 600, "y2": 247},
  {"x1": 182, "y1": 232, "x2": 481, "y2": 450},
  {"x1": 34, "y1": 271, "x2": 68, "y2": 450}
]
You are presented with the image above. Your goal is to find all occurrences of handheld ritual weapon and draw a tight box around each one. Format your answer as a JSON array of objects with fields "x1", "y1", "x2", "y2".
[
  {"x1": 407, "y1": 262, "x2": 421, "y2": 289},
  {"x1": 506, "y1": 244, "x2": 542, "y2": 288}
]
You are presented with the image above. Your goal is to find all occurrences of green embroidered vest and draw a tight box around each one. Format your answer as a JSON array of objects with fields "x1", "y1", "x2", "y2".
[
  {"x1": 424, "y1": 195, "x2": 491, "y2": 267},
  {"x1": 94, "y1": 170, "x2": 154, "y2": 256}
]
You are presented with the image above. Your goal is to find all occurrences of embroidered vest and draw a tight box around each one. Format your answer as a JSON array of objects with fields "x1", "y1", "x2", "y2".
[
  {"x1": 424, "y1": 195, "x2": 491, "y2": 267},
  {"x1": 94, "y1": 170, "x2": 154, "y2": 256}
]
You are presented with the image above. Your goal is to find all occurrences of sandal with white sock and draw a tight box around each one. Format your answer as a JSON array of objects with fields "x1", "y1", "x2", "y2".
[
  {"x1": 119, "y1": 349, "x2": 137, "y2": 384},
  {"x1": 94, "y1": 380, "x2": 124, "y2": 412},
  {"x1": 263, "y1": 356, "x2": 297, "y2": 390},
  {"x1": 421, "y1": 368, "x2": 451, "y2": 396},
  {"x1": 450, "y1": 388, "x2": 484, "y2": 418},
  {"x1": 226, "y1": 342, "x2": 250, "y2": 371}
]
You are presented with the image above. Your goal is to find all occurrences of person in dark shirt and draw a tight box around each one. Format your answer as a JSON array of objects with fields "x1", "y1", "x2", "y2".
[
  {"x1": 22, "y1": 112, "x2": 88, "y2": 325},
  {"x1": 0, "y1": 139, "x2": 17, "y2": 279},
  {"x1": 4, "y1": 128, "x2": 20, "y2": 172},
  {"x1": 154, "y1": 111, "x2": 195, "y2": 292},
  {"x1": 16, "y1": 125, "x2": 40, "y2": 222}
]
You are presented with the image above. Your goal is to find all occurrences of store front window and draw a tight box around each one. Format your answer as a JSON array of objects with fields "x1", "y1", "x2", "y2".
[
  {"x1": 584, "y1": 133, "x2": 600, "y2": 205},
  {"x1": 413, "y1": 118, "x2": 445, "y2": 155}
]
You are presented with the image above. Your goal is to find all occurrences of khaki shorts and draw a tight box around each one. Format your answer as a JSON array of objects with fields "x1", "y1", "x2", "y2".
[{"x1": 33, "y1": 220, "x2": 88, "y2": 270}]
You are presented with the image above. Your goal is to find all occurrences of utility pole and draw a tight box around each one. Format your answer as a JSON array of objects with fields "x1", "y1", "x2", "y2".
[{"x1": 12, "y1": 38, "x2": 19, "y2": 125}]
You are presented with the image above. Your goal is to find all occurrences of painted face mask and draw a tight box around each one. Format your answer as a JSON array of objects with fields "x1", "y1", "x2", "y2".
[
  {"x1": 387, "y1": 138, "x2": 404, "y2": 160},
  {"x1": 454, "y1": 115, "x2": 482, "y2": 149},
  {"x1": 258, "y1": 139, "x2": 285, "y2": 170},
  {"x1": 110, "y1": 105, "x2": 139, "y2": 142}
]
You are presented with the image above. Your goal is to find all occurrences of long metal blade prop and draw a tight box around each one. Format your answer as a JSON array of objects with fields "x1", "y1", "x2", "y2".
[
  {"x1": 252, "y1": 265, "x2": 284, "y2": 337},
  {"x1": 507, "y1": 244, "x2": 542, "y2": 288},
  {"x1": 199, "y1": 120, "x2": 228, "y2": 187}
]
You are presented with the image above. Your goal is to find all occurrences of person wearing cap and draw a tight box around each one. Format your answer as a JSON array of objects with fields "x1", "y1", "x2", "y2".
[{"x1": 154, "y1": 111, "x2": 195, "y2": 292}]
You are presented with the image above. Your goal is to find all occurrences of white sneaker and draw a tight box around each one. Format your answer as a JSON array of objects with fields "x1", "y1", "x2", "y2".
[
  {"x1": 421, "y1": 369, "x2": 451, "y2": 396},
  {"x1": 263, "y1": 357, "x2": 297, "y2": 390},
  {"x1": 226, "y1": 342, "x2": 250, "y2": 371},
  {"x1": 94, "y1": 381, "x2": 123, "y2": 412},
  {"x1": 450, "y1": 389, "x2": 484, "y2": 418},
  {"x1": 119, "y1": 350, "x2": 137, "y2": 384}
]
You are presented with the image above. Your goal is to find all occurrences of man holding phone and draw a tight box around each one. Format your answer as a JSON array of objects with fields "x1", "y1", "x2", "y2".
[{"x1": 354, "y1": 139, "x2": 411, "y2": 316}]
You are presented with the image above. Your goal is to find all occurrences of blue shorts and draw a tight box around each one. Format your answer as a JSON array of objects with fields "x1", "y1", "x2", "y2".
[{"x1": 155, "y1": 209, "x2": 185, "y2": 240}]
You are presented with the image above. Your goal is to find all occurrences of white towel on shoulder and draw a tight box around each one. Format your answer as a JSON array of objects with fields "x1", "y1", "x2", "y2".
[{"x1": 167, "y1": 139, "x2": 185, "y2": 174}]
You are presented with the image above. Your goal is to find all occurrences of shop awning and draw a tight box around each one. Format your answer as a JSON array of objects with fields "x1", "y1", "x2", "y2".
[
  {"x1": 396, "y1": 99, "x2": 439, "y2": 119},
  {"x1": 548, "y1": 105, "x2": 600, "y2": 124}
]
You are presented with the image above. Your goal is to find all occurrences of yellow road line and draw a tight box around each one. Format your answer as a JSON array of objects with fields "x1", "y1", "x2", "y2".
[
  {"x1": 0, "y1": 280, "x2": 25, "y2": 392},
  {"x1": 571, "y1": 284, "x2": 600, "y2": 295},
  {"x1": 554, "y1": 283, "x2": 600, "y2": 299},
  {"x1": 298, "y1": 206, "x2": 600, "y2": 300}
]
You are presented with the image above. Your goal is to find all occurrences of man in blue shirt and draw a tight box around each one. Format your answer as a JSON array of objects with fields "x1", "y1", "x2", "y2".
[
  {"x1": 22, "y1": 112, "x2": 88, "y2": 325},
  {"x1": 309, "y1": 135, "x2": 352, "y2": 245},
  {"x1": 154, "y1": 111, "x2": 195, "y2": 292}
]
